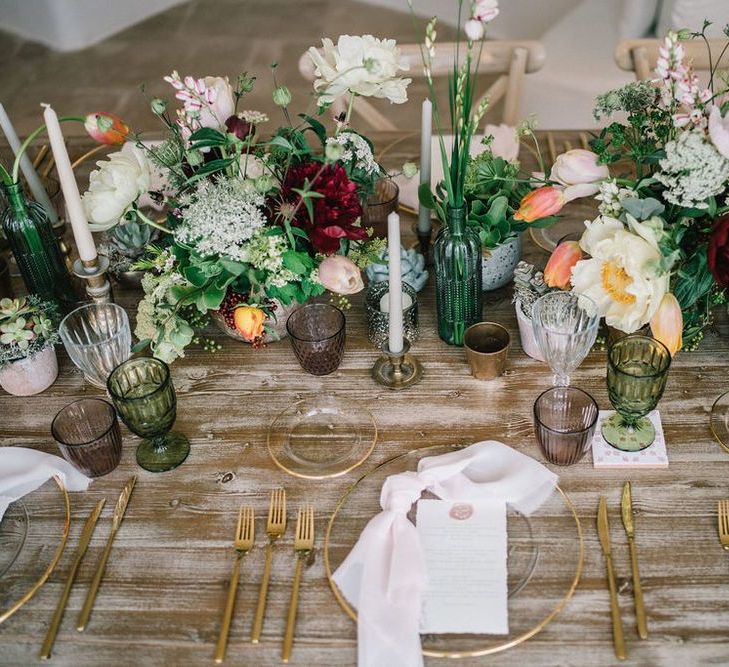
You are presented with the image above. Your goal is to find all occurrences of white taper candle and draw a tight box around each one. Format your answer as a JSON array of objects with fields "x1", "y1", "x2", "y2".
[
  {"x1": 417, "y1": 99, "x2": 432, "y2": 234},
  {"x1": 387, "y1": 212, "x2": 404, "y2": 354},
  {"x1": 0, "y1": 103, "x2": 59, "y2": 224},
  {"x1": 42, "y1": 103, "x2": 97, "y2": 263}
]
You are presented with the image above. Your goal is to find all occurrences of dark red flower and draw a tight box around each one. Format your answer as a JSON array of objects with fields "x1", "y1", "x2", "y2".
[
  {"x1": 280, "y1": 161, "x2": 365, "y2": 254},
  {"x1": 708, "y1": 213, "x2": 729, "y2": 288},
  {"x1": 225, "y1": 114, "x2": 252, "y2": 141}
]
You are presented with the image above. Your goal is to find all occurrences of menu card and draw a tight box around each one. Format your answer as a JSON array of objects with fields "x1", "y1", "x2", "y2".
[{"x1": 416, "y1": 498, "x2": 508, "y2": 635}]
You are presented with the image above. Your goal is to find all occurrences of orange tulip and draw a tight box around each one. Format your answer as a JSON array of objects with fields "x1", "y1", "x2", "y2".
[
  {"x1": 84, "y1": 112, "x2": 130, "y2": 145},
  {"x1": 234, "y1": 306, "x2": 266, "y2": 342},
  {"x1": 544, "y1": 240, "x2": 583, "y2": 289},
  {"x1": 514, "y1": 186, "x2": 565, "y2": 222},
  {"x1": 650, "y1": 293, "x2": 683, "y2": 356}
]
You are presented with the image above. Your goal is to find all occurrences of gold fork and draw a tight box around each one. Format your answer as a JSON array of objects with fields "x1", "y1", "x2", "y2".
[
  {"x1": 251, "y1": 488, "x2": 286, "y2": 643},
  {"x1": 215, "y1": 506, "x2": 255, "y2": 663},
  {"x1": 282, "y1": 506, "x2": 314, "y2": 663},
  {"x1": 718, "y1": 500, "x2": 729, "y2": 550}
]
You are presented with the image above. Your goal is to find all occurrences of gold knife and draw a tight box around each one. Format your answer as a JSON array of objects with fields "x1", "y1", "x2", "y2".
[
  {"x1": 622, "y1": 481, "x2": 648, "y2": 639},
  {"x1": 77, "y1": 477, "x2": 136, "y2": 631},
  {"x1": 597, "y1": 496, "x2": 626, "y2": 660},
  {"x1": 40, "y1": 499, "x2": 106, "y2": 659}
]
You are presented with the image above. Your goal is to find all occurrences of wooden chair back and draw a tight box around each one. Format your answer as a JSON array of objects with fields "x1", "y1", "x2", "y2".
[{"x1": 299, "y1": 40, "x2": 546, "y2": 130}]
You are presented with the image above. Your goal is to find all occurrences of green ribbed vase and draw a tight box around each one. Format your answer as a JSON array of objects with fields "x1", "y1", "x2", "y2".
[{"x1": 433, "y1": 205, "x2": 482, "y2": 346}]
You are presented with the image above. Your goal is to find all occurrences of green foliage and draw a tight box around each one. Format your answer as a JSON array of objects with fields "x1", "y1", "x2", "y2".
[{"x1": 0, "y1": 295, "x2": 60, "y2": 367}]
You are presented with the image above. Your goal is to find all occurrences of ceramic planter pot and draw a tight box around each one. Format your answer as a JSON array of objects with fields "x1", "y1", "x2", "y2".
[
  {"x1": 0, "y1": 344, "x2": 58, "y2": 396},
  {"x1": 211, "y1": 299, "x2": 299, "y2": 343},
  {"x1": 515, "y1": 299, "x2": 545, "y2": 362},
  {"x1": 481, "y1": 235, "x2": 523, "y2": 291}
]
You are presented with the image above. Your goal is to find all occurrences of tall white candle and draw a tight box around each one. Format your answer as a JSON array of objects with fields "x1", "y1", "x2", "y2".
[
  {"x1": 417, "y1": 99, "x2": 432, "y2": 234},
  {"x1": 387, "y1": 212, "x2": 404, "y2": 354},
  {"x1": 42, "y1": 103, "x2": 97, "y2": 263},
  {"x1": 0, "y1": 103, "x2": 59, "y2": 224}
]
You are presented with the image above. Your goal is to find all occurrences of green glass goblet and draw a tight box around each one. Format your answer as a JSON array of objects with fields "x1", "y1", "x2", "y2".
[
  {"x1": 603, "y1": 335, "x2": 671, "y2": 452},
  {"x1": 107, "y1": 358, "x2": 190, "y2": 472}
]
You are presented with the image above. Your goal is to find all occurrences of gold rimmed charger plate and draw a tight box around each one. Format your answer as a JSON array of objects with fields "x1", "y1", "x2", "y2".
[
  {"x1": 0, "y1": 476, "x2": 70, "y2": 625},
  {"x1": 267, "y1": 398, "x2": 377, "y2": 480},
  {"x1": 710, "y1": 390, "x2": 729, "y2": 454},
  {"x1": 324, "y1": 443, "x2": 584, "y2": 658}
]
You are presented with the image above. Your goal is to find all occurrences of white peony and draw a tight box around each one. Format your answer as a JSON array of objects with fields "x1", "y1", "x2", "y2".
[
  {"x1": 307, "y1": 35, "x2": 411, "y2": 105},
  {"x1": 571, "y1": 215, "x2": 669, "y2": 333},
  {"x1": 82, "y1": 143, "x2": 152, "y2": 231}
]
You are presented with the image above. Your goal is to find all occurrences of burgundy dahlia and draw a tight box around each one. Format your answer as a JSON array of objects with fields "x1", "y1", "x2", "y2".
[
  {"x1": 708, "y1": 213, "x2": 729, "y2": 288},
  {"x1": 280, "y1": 161, "x2": 366, "y2": 254}
]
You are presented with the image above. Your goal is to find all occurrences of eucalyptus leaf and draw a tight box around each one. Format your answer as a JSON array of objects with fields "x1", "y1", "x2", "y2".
[{"x1": 621, "y1": 196, "x2": 664, "y2": 220}]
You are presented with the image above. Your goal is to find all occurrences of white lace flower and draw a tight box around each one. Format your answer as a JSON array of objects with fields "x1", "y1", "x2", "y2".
[
  {"x1": 175, "y1": 178, "x2": 267, "y2": 260},
  {"x1": 655, "y1": 130, "x2": 729, "y2": 209},
  {"x1": 307, "y1": 35, "x2": 411, "y2": 105},
  {"x1": 325, "y1": 131, "x2": 381, "y2": 176},
  {"x1": 240, "y1": 110, "x2": 269, "y2": 125}
]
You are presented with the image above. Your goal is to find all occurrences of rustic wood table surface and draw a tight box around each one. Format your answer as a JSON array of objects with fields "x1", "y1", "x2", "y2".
[{"x1": 1, "y1": 131, "x2": 728, "y2": 666}]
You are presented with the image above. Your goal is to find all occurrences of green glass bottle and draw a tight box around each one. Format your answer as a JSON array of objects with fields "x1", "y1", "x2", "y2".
[
  {"x1": 433, "y1": 205, "x2": 482, "y2": 346},
  {"x1": 1, "y1": 182, "x2": 76, "y2": 311}
]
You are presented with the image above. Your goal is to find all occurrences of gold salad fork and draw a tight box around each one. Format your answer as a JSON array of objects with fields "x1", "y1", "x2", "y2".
[
  {"x1": 718, "y1": 500, "x2": 729, "y2": 550},
  {"x1": 282, "y1": 506, "x2": 315, "y2": 663},
  {"x1": 251, "y1": 488, "x2": 286, "y2": 643},
  {"x1": 215, "y1": 506, "x2": 255, "y2": 663}
]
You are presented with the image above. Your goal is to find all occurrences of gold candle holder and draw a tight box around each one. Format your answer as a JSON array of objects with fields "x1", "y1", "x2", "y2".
[
  {"x1": 73, "y1": 256, "x2": 112, "y2": 304},
  {"x1": 372, "y1": 338, "x2": 423, "y2": 390}
]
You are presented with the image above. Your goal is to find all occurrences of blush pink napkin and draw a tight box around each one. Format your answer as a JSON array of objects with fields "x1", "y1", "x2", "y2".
[{"x1": 332, "y1": 440, "x2": 558, "y2": 667}]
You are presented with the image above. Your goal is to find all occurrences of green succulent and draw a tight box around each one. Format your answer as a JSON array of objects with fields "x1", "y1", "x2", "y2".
[
  {"x1": 109, "y1": 221, "x2": 153, "y2": 258},
  {"x1": 0, "y1": 317, "x2": 34, "y2": 350},
  {"x1": 0, "y1": 297, "x2": 31, "y2": 323}
]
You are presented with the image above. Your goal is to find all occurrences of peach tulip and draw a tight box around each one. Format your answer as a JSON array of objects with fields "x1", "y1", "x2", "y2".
[
  {"x1": 234, "y1": 306, "x2": 266, "y2": 342},
  {"x1": 544, "y1": 241, "x2": 583, "y2": 289},
  {"x1": 84, "y1": 112, "x2": 130, "y2": 145},
  {"x1": 318, "y1": 255, "x2": 364, "y2": 295},
  {"x1": 514, "y1": 186, "x2": 565, "y2": 222},
  {"x1": 650, "y1": 293, "x2": 683, "y2": 356}
]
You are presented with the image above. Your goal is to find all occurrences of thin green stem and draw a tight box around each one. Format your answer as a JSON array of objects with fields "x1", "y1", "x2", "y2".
[{"x1": 135, "y1": 208, "x2": 171, "y2": 234}]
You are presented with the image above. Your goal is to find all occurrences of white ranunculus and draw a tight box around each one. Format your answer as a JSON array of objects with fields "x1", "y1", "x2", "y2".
[
  {"x1": 570, "y1": 216, "x2": 669, "y2": 333},
  {"x1": 198, "y1": 76, "x2": 235, "y2": 129},
  {"x1": 82, "y1": 143, "x2": 151, "y2": 231},
  {"x1": 308, "y1": 35, "x2": 411, "y2": 105}
]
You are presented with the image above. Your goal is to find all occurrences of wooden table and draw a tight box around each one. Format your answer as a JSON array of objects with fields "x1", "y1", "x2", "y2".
[{"x1": 1, "y1": 131, "x2": 729, "y2": 666}]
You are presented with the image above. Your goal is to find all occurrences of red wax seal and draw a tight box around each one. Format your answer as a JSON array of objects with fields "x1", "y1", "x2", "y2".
[{"x1": 449, "y1": 503, "x2": 473, "y2": 520}]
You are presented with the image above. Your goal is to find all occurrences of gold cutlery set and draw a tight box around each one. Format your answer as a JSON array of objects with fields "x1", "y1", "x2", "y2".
[
  {"x1": 718, "y1": 499, "x2": 729, "y2": 550},
  {"x1": 215, "y1": 488, "x2": 315, "y2": 664},
  {"x1": 40, "y1": 476, "x2": 136, "y2": 660},
  {"x1": 596, "y1": 481, "x2": 648, "y2": 661}
]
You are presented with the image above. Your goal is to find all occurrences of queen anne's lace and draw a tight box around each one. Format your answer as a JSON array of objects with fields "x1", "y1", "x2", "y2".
[
  {"x1": 655, "y1": 130, "x2": 729, "y2": 209},
  {"x1": 175, "y1": 179, "x2": 267, "y2": 259},
  {"x1": 325, "y1": 131, "x2": 381, "y2": 176}
]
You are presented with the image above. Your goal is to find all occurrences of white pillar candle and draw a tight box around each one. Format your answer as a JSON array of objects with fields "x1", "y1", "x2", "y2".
[
  {"x1": 379, "y1": 291, "x2": 413, "y2": 313},
  {"x1": 42, "y1": 103, "x2": 97, "y2": 263},
  {"x1": 417, "y1": 99, "x2": 432, "y2": 234},
  {"x1": 0, "y1": 103, "x2": 59, "y2": 224},
  {"x1": 387, "y1": 212, "x2": 404, "y2": 354}
]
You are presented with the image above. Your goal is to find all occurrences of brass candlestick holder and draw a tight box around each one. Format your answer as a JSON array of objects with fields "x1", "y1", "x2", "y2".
[
  {"x1": 372, "y1": 338, "x2": 423, "y2": 390},
  {"x1": 73, "y1": 256, "x2": 112, "y2": 304}
]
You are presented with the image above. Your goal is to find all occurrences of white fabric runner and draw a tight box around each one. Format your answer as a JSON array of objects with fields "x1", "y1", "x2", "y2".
[
  {"x1": 0, "y1": 447, "x2": 91, "y2": 521},
  {"x1": 332, "y1": 440, "x2": 558, "y2": 667}
]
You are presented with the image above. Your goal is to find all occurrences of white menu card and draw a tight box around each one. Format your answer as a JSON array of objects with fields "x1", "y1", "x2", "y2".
[{"x1": 416, "y1": 498, "x2": 508, "y2": 635}]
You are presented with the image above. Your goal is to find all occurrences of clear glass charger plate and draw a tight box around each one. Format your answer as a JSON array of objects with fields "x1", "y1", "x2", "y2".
[
  {"x1": 267, "y1": 397, "x2": 377, "y2": 480},
  {"x1": 0, "y1": 476, "x2": 70, "y2": 625},
  {"x1": 324, "y1": 443, "x2": 584, "y2": 657},
  {"x1": 710, "y1": 390, "x2": 729, "y2": 454},
  {"x1": 529, "y1": 218, "x2": 587, "y2": 252}
]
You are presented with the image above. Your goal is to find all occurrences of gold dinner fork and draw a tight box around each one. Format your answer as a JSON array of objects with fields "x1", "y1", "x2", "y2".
[
  {"x1": 718, "y1": 500, "x2": 729, "y2": 550},
  {"x1": 251, "y1": 488, "x2": 286, "y2": 643},
  {"x1": 282, "y1": 506, "x2": 314, "y2": 663},
  {"x1": 215, "y1": 506, "x2": 255, "y2": 663}
]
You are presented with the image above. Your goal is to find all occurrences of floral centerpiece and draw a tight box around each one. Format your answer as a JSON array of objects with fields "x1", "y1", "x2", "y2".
[
  {"x1": 530, "y1": 24, "x2": 729, "y2": 353},
  {"x1": 81, "y1": 35, "x2": 410, "y2": 362},
  {"x1": 0, "y1": 296, "x2": 60, "y2": 396}
]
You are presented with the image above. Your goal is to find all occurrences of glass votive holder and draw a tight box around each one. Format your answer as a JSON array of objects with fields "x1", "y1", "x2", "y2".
[
  {"x1": 287, "y1": 303, "x2": 346, "y2": 376},
  {"x1": 59, "y1": 303, "x2": 131, "y2": 388},
  {"x1": 365, "y1": 281, "x2": 419, "y2": 349},
  {"x1": 51, "y1": 398, "x2": 122, "y2": 477},
  {"x1": 533, "y1": 386, "x2": 599, "y2": 466},
  {"x1": 362, "y1": 177, "x2": 399, "y2": 238}
]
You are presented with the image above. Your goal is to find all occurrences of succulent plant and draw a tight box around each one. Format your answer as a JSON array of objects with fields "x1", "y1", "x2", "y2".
[
  {"x1": 0, "y1": 295, "x2": 60, "y2": 367},
  {"x1": 0, "y1": 297, "x2": 31, "y2": 321},
  {"x1": 513, "y1": 260, "x2": 556, "y2": 318},
  {"x1": 109, "y1": 221, "x2": 154, "y2": 258},
  {"x1": 0, "y1": 317, "x2": 34, "y2": 350},
  {"x1": 365, "y1": 246, "x2": 429, "y2": 292}
]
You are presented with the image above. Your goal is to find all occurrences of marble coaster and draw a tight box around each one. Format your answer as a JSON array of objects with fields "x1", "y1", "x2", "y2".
[{"x1": 591, "y1": 410, "x2": 668, "y2": 469}]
